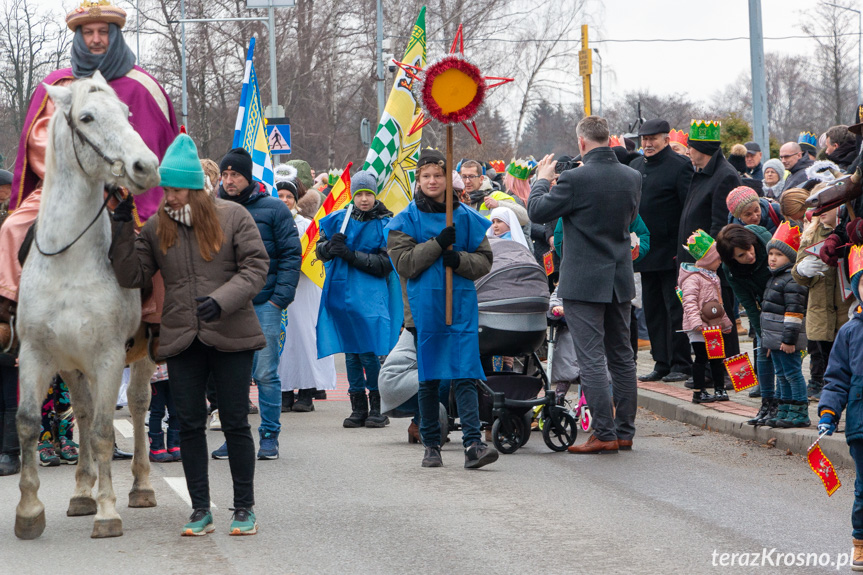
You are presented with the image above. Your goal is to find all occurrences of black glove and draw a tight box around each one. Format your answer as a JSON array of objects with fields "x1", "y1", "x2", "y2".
[
  {"x1": 328, "y1": 233, "x2": 350, "y2": 258},
  {"x1": 195, "y1": 296, "x2": 221, "y2": 322},
  {"x1": 442, "y1": 249, "x2": 460, "y2": 269},
  {"x1": 112, "y1": 194, "x2": 135, "y2": 223},
  {"x1": 435, "y1": 226, "x2": 456, "y2": 250}
]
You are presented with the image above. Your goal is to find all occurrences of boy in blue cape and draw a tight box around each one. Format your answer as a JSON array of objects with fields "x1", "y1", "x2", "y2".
[
  {"x1": 316, "y1": 170, "x2": 403, "y2": 429},
  {"x1": 386, "y1": 148, "x2": 499, "y2": 469}
]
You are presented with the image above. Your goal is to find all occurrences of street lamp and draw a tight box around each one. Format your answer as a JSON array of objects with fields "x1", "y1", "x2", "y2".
[
  {"x1": 593, "y1": 48, "x2": 602, "y2": 117},
  {"x1": 825, "y1": 2, "x2": 862, "y2": 106}
]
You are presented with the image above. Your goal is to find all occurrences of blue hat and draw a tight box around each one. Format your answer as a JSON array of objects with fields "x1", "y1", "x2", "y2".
[
  {"x1": 351, "y1": 170, "x2": 378, "y2": 195},
  {"x1": 159, "y1": 134, "x2": 204, "y2": 190}
]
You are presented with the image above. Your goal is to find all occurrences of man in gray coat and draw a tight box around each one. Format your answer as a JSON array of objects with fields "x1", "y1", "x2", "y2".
[{"x1": 528, "y1": 115, "x2": 641, "y2": 454}]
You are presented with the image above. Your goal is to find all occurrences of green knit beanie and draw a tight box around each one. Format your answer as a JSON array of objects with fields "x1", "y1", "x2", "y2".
[
  {"x1": 287, "y1": 159, "x2": 314, "y2": 189},
  {"x1": 159, "y1": 133, "x2": 205, "y2": 190}
]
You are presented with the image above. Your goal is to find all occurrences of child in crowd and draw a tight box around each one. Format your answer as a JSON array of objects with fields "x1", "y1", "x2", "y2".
[
  {"x1": 316, "y1": 170, "x2": 401, "y2": 429},
  {"x1": 792, "y1": 207, "x2": 851, "y2": 401},
  {"x1": 761, "y1": 222, "x2": 810, "y2": 427},
  {"x1": 679, "y1": 230, "x2": 733, "y2": 404},
  {"x1": 148, "y1": 363, "x2": 181, "y2": 462},
  {"x1": 548, "y1": 285, "x2": 580, "y2": 404},
  {"x1": 386, "y1": 148, "x2": 498, "y2": 469},
  {"x1": 486, "y1": 207, "x2": 529, "y2": 249},
  {"x1": 726, "y1": 185, "x2": 781, "y2": 234},
  {"x1": 778, "y1": 188, "x2": 809, "y2": 228}
]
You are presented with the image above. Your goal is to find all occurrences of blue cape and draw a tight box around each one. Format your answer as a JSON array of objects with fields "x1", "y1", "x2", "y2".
[
  {"x1": 386, "y1": 202, "x2": 491, "y2": 381},
  {"x1": 316, "y1": 209, "x2": 403, "y2": 357}
]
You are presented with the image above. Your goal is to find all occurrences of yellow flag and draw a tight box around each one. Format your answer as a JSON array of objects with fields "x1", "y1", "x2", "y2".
[{"x1": 300, "y1": 164, "x2": 352, "y2": 288}]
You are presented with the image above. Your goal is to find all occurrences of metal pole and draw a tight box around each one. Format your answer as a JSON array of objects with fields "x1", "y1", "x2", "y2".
[
  {"x1": 748, "y1": 0, "x2": 769, "y2": 158},
  {"x1": 375, "y1": 0, "x2": 385, "y2": 120},
  {"x1": 180, "y1": 0, "x2": 188, "y2": 129},
  {"x1": 593, "y1": 48, "x2": 602, "y2": 117},
  {"x1": 267, "y1": 4, "x2": 282, "y2": 117},
  {"x1": 135, "y1": 0, "x2": 140, "y2": 64}
]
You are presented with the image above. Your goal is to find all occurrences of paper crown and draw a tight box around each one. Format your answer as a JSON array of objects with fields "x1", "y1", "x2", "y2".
[
  {"x1": 327, "y1": 170, "x2": 340, "y2": 186},
  {"x1": 771, "y1": 221, "x2": 802, "y2": 253},
  {"x1": 507, "y1": 159, "x2": 531, "y2": 180},
  {"x1": 798, "y1": 131, "x2": 818, "y2": 148},
  {"x1": 66, "y1": 1, "x2": 126, "y2": 31},
  {"x1": 683, "y1": 229, "x2": 716, "y2": 261},
  {"x1": 609, "y1": 135, "x2": 622, "y2": 148},
  {"x1": 689, "y1": 120, "x2": 721, "y2": 142},
  {"x1": 489, "y1": 160, "x2": 505, "y2": 173},
  {"x1": 850, "y1": 245, "x2": 863, "y2": 279},
  {"x1": 669, "y1": 129, "x2": 689, "y2": 146}
]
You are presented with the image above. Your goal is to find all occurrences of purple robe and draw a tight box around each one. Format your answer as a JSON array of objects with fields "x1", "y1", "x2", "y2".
[{"x1": 11, "y1": 66, "x2": 179, "y2": 221}]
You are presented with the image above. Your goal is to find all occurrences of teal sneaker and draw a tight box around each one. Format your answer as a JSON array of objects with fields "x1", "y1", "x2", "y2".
[
  {"x1": 229, "y1": 508, "x2": 257, "y2": 536},
  {"x1": 182, "y1": 508, "x2": 214, "y2": 536}
]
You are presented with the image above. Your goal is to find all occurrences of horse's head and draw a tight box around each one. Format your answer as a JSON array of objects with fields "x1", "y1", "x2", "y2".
[{"x1": 44, "y1": 71, "x2": 160, "y2": 194}]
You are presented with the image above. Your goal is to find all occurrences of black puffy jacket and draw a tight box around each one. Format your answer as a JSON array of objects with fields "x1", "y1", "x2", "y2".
[
  {"x1": 760, "y1": 263, "x2": 808, "y2": 349},
  {"x1": 316, "y1": 200, "x2": 394, "y2": 278}
]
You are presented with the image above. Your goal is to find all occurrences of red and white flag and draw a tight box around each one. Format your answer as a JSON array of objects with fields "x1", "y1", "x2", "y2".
[{"x1": 808, "y1": 435, "x2": 841, "y2": 497}]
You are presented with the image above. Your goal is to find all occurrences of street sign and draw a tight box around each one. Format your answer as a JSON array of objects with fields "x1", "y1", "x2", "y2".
[
  {"x1": 267, "y1": 123, "x2": 291, "y2": 154},
  {"x1": 578, "y1": 49, "x2": 592, "y2": 77}
]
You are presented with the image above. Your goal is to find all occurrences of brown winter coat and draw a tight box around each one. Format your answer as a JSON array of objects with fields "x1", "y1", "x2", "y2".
[
  {"x1": 791, "y1": 223, "x2": 851, "y2": 342},
  {"x1": 110, "y1": 199, "x2": 270, "y2": 360}
]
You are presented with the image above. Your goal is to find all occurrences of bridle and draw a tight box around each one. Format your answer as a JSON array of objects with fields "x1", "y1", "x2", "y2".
[{"x1": 34, "y1": 100, "x2": 142, "y2": 257}]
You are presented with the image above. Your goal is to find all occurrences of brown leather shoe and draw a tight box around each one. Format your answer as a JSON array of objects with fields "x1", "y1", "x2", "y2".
[
  {"x1": 567, "y1": 434, "x2": 619, "y2": 454},
  {"x1": 408, "y1": 421, "x2": 421, "y2": 444},
  {"x1": 618, "y1": 439, "x2": 633, "y2": 451}
]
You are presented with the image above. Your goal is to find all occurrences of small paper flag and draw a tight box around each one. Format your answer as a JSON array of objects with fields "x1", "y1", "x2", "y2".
[
  {"x1": 675, "y1": 287, "x2": 683, "y2": 304},
  {"x1": 724, "y1": 352, "x2": 758, "y2": 392},
  {"x1": 703, "y1": 326, "x2": 726, "y2": 359},
  {"x1": 808, "y1": 441, "x2": 841, "y2": 496},
  {"x1": 543, "y1": 251, "x2": 554, "y2": 276},
  {"x1": 804, "y1": 239, "x2": 825, "y2": 258}
]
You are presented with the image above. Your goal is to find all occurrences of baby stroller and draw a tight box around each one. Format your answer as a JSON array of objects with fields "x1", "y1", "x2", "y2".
[{"x1": 472, "y1": 239, "x2": 577, "y2": 454}]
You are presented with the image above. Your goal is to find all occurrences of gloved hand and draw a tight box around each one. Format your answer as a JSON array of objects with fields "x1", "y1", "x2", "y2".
[
  {"x1": 328, "y1": 233, "x2": 350, "y2": 259},
  {"x1": 195, "y1": 296, "x2": 221, "y2": 322},
  {"x1": 819, "y1": 233, "x2": 842, "y2": 267},
  {"x1": 817, "y1": 414, "x2": 837, "y2": 436},
  {"x1": 435, "y1": 226, "x2": 457, "y2": 250},
  {"x1": 442, "y1": 249, "x2": 461, "y2": 269},
  {"x1": 848, "y1": 218, "x2": 863, "y2": 246},
  {"x1": 112, "y1": 194, "x2": 135, "y2": 223},
  {"x1": 796, "y1": 255, "x2": 829, "y2": 278}
]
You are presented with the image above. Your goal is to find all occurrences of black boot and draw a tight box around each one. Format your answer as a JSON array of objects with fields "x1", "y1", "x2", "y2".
[
  {"x1": 365, "y1": 390, "x2": 390, "y2": 428},
  {"x1": 747, "y1": 397, "x2": 771, "y2": 426},
  {"x1": 293, "y1": 388, "x2": 315, "y2": 412},
  {"x1": 763, "y1": 400, "x2": 787, "y2": 427},
  {"x1": 281, "y1": 390, "x2": 294, "y2": 412},
  {"x1": 343, "y1": 392, "x2": 369, "y2": 428},
  {"x1": 0, "y1": 409, "x2": 21, "y2": 476}
]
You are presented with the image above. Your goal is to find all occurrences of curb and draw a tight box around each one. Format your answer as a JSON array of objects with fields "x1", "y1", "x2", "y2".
[{"x1": 637, "y1": 388, "x2": 853, "y2": 468}]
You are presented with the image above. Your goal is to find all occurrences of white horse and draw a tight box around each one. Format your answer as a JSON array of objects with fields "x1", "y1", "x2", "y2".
[{"x1": 15, "y1": 71, "x2": 161, "y2": 539}]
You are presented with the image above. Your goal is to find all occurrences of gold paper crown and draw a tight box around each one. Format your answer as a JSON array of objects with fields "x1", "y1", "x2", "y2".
[
  {"x1": 683, "y1": 229, "x2": 715, "y2": 261},
  {"x1": 770, "y1": 221, "x2": 802, "y2": 253},
  {"x1": 66, "y1": 1, "x2": 126, "y2": 31},
  {"x1": 327, "y1": 170, "x2": 340, "y2": 186},
  {"x1": 506, "y1": 159, "x2": 531, "y2": 180},
  {"x1": 850, "y1": 245, "x2": 863, "y2": 279},
  {"x1": 689, "y1": 120, "x2": 721, "y2": 142}
]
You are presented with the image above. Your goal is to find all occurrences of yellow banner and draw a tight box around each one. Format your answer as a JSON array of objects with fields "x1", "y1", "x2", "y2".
[{"x1": 300, "y1": 164, "x2": 352, "y2": 288}]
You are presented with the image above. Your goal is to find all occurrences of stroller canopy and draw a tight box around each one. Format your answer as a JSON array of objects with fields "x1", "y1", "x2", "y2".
[{"x1": 476, "y1": 238, "x2": 549, "y2": 314}]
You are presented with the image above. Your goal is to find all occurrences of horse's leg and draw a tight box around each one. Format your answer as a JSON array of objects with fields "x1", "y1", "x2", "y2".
[
  {"x1": 89, "y1": 353, "x2": 126, "y2": 538},
  {"x1": 14, "y1": 347, "x2": 54, "y2": 539},
  {"x1": 128, "y1": 357, "x2": 157, "y2": 508},
  {"x1": 61, "y1": 370, "x2": 97, "y2": 516}
]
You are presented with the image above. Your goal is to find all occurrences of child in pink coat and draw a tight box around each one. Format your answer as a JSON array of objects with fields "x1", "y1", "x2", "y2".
[{"x1": 679, "y1": 230, "x2": 733, "y2": 404}]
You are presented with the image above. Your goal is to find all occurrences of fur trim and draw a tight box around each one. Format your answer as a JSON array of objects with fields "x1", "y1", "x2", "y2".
[
  {"x1": 805, "y1": 160, "x2": 842, "y2": 183},
  {"x1": 297, "y1": 190, "x2": 322, "y2": 220},
  {"x1": 274, "y1": 163, "x2": 298, "y2": 184}
]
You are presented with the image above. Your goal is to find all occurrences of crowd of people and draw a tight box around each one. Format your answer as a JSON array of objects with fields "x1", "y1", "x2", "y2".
[{"x1": 4, "y1": 0, "x2": 863, "y2": 566}]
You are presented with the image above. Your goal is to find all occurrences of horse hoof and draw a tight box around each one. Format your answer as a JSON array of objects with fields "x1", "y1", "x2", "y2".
[
  {"x1": 67, "y1": 496, "x2": 97, "y2": 516},
  {"x1": 128, "y1": 489, "x2": 157, "y2": 508},
  {"x1": 91, "y1": 518, "x2": 123, "y2": 538},
  {"x1": 15, "y1": 509, "x2": 46, "y2": 540}
]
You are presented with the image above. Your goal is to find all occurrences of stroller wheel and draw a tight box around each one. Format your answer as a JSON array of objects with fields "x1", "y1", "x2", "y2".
[
  {"x1": 543, "y1": 406, "x2": 577, "y2": 452},
  {"x1": 580, "y1": 407, "x2": 592, "y2": 433},
  {"x1": 491, "y1": 413, "x2": 526, "y2": 454}
]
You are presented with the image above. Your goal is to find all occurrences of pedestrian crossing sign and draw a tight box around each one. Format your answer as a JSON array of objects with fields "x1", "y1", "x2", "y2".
[{"x1": 266, "y1": 123, "x2": 291, "y2": 154}]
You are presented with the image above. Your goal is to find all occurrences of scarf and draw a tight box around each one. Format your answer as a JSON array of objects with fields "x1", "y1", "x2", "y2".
[
  {"x1": 164, "y1": 204, "x2": 192, "y2": 227},
  {"x1": 219, "y1": 182, "x2": 258, "y2": 205},
  {"x1": 71, "y1": 24, "x2": 136, "y2": 81},
  {"x1": 414, "y1": 188, "x2": 461, "y2": 214}
]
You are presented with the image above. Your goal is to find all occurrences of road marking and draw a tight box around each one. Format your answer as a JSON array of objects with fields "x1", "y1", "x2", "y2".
[
  {"x1": 163, "y1": 476, "x2": 216, "y2": 509},
  {"x1": 113, "y1": 419, "x2": 134, "y2": 439}
]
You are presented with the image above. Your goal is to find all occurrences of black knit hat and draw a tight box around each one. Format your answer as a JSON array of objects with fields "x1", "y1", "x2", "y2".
[
  {"x1": 219, "y1": 147, "x2": 254, "y2": 184},
  {"x1": 417, "y1": 148, "x2": 446, "y2": 171},
  {"x1": 689, "y1": 140, "x2": 721, "y2": 156}
]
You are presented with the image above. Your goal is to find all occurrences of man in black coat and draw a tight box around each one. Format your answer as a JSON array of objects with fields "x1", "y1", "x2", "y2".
[
  {"x1": 529, "y1": 116, "x2": 641, "y2": 454},
  {"x1": 681, "y1": 129, "x2": 742, "y2": 359},
  {"x1": 780, "y1": 142, "x2": 814, "y2": 192},
  {"x1": 630, "y1": 119, "x2": 694, "y2": 383}
]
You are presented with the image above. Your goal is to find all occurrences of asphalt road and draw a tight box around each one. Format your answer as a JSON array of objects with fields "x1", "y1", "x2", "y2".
[{"x1": 0, "y1": 401, "x2": 857, "y2": 575}]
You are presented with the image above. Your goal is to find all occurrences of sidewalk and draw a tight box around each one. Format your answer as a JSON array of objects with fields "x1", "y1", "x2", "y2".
[{"x1": 634, "y1": 324, "x2": 853, "y2": 467}]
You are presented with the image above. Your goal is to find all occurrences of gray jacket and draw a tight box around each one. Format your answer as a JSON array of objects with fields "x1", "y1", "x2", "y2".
[{"x1": 528, "y1": 147, "x2": 641, "y2": 303}]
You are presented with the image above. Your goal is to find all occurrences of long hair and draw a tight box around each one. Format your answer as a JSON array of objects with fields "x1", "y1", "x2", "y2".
[{"x1": 156, "y1": 189, "x2": 225, "y2": 261}]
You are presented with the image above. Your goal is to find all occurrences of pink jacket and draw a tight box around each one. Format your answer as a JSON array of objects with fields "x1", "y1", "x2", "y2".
[{"x1": 678, "y1": 263, "x2": 733, "y2": 333}]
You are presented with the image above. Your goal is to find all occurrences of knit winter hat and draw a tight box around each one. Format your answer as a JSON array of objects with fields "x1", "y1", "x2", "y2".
[
  {"x1": 726, "y1": 186, "x2": 759, "y2": 219},
  {"x1": 351, "y1": 170, "x2": 378, "y2": 195},
  {"x1": 417, "y1": 148, "x2": 446, "y2": 171},
  {"x1": 159, "y1": 134, "x2": 204, "y2": 190},
  {"x1": 287, "y1": 160, "x2": 314, "y2": 189},
  {"x1": 779, "y1": 187, "x2": 810, "y2": 220},
  {"x1": 766, "y1": 221, "x2": 802, "y2": 262},
  {"x1": 219, "y1": 147, "x2": 253, "y2": 184},
  {"x1": 763, "y1": 158, "x2": 785, "y2": 182}
]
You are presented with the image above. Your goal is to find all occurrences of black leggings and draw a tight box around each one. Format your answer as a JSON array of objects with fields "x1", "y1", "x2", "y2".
[
  {"x1": 692, "y1": 341, "x2": 726, "y2": 392},
  {"x1": 166, "y1": 338, "x2": 255, "y2": 510},
  {"x1": 0, "y1": 365, "x2": 17, "y2": 412}
]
